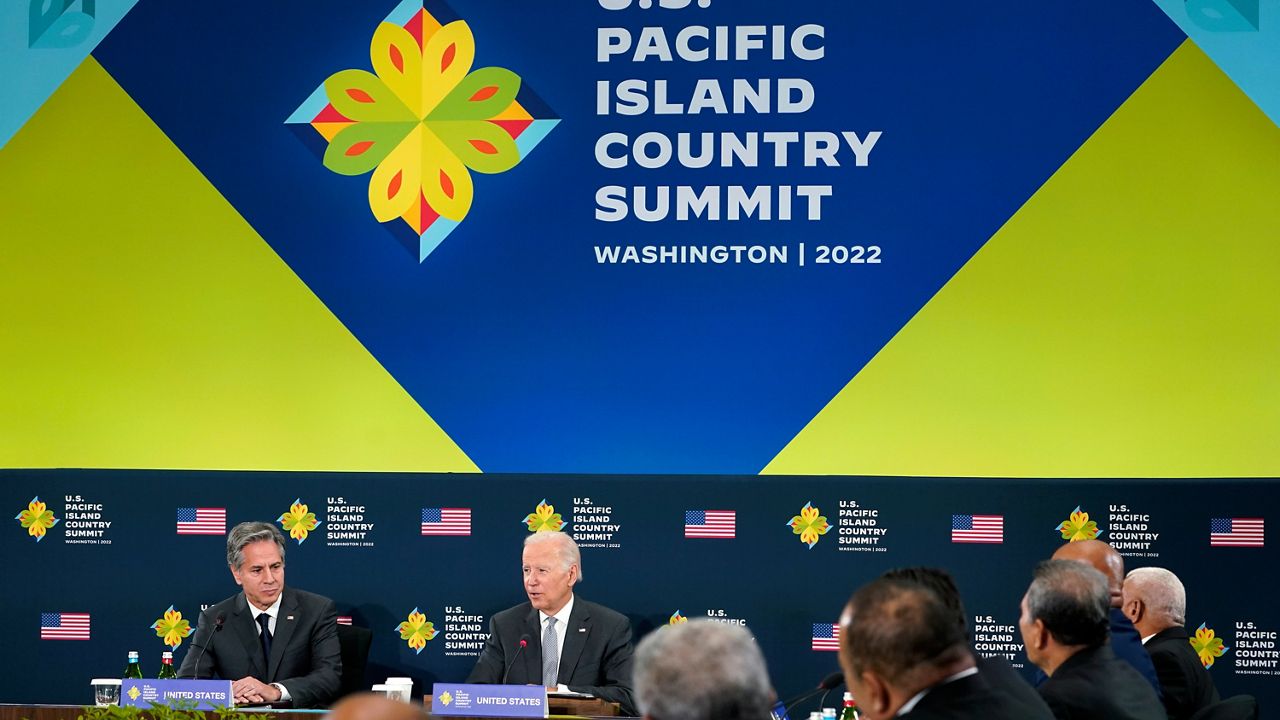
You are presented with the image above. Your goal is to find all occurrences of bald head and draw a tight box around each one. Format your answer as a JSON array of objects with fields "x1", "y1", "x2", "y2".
[
  {"x1": 327, "y1": 694, "x2": 426, "y2": 720},
  {"x1": 1052, "y1": 540, "x2": 1124, "y2": 607},
  {"x1": 1122, "y1": 567, "x2": 1186, "y2": 638}
]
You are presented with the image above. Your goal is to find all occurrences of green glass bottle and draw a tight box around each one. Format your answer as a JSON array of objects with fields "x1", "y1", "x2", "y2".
[
  {"x1": 839, "y1": 692, "x2": 859, "y2": 720},
  {"x1": 158, "y1": 651, "x2": 178, "y2": 679},
  {"x1": 123, "y1": 651, "x2": 143, "y2": 679}
]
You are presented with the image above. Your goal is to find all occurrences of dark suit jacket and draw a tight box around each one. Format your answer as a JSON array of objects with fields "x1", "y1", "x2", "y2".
[
  {"x1": 902, "y1": 668, "x2": 1055, "y2": 720},
  {"x1": 975, "y1": 656, "x2": 1055, "y2": 719},
  {"x1": 1038, "y1": 644, "x2": 1166, "y2": 720},
  {"x1": 1145, "y1": 626, "x2": 1220, "y2": 720},
  {"x1": 177, "y1": 588, "x2": 342, "y2": 708},
  {"x1": 1034, "y1": 609, "x2": 1162, "y2": 700},
  {"x1": 467, "y1": 597, "x2": 635, "y2": 715}
]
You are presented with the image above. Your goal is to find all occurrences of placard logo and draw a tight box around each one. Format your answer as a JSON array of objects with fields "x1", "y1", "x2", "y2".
[
  {"x1": 524, "y1": 499, "x2": 564, "y2": 533},
  {"x1": 285, "y1": 0, "x2": 560, "y2": 262},
  {"x1": 787, "y1": 501, "x2": 830, "y2": 549},
  {"x1": 278, "y1": 498, "x2": 321, "y2": 544},
  {"x1": 1056, "y1": 505, "x2": 1100, "y2": 542},
  {"x1": 15, "y1": 496, "x2": 58, "y2": 542}
]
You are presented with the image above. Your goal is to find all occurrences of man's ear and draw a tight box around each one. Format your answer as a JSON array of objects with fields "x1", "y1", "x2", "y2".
[
  {"x1": 860, "y1": 670, "x2": 892, "y2": 718},
  {"x1": 230, "y1": 564, "x2": 243, "y2": 587},
  {"x1": 1030, "y1": 619, "x2": 1050, "y2": 652},
  {"x1": 1122, "y1": 597, "x2": 1143, "y2": 625}
]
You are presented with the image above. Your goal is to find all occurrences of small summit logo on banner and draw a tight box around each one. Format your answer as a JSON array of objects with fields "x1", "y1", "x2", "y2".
[
  {"x1": 787, "y1": 502, "x2": 830, "y2": 549},
  {"x1": 396, "y1": 607, "x2": 438, "y2": 655},
  {"x1": 668, "y1": 610, "x2": 687, "y2": 625},
  {"x1": 1056, "y1": 506, "x2": 1101, "y2": 542},
  {"x1": 278, "y1": 499, "x2": 321, "y2": 544},
  {"x1": 284, "y1": 0, "x2": 560, "y2": 262},
  {"x1": 523, "y1": 499, "x2": 563, "y2": 532},
  {"x1": 151, "y1": 606, "x2": 193, "y2": 650},
  {"x1": 1191, "y1": 623, "x2": 1229, "y2": 668},
  {"x1": 15, "y1": 497, "x2": 58, "y2": 542}
]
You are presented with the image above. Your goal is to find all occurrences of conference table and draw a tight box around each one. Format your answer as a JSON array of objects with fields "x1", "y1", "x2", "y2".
[{"x1": 0, "y1": 697, "x2": 627, "y2": 720}]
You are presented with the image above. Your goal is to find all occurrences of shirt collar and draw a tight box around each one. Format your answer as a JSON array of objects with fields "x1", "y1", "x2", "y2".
[
  {"x1": 539, "y1": 594, "x2": 575, "y2": 627},
  {"x1": 247, "y1": 594, "x2": 283, "y2": 620}
]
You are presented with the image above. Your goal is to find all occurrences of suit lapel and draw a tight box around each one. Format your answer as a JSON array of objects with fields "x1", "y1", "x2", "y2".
[
  {"x1": 266, "y1": 589, "x2": 299, "y2": 682},
  {"x1": 231, "y1": 594, "x2": 266, "y2": 678},
  {"x1": 556, "y1": 598, "x2": 590, "y2": 685},
  {"x1": 523, "y1": 606, "x2": 542, "y2": 683}
]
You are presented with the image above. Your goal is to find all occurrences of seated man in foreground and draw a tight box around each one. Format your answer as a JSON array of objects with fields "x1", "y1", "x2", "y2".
[
  {"x1": 467, "y1": 532, "x2": 636, "y2": 715},
  {"x1": 633, "y1": 620, "x2": 775, "y2": 720},
  {"x1": 839, "y1": 575, "x2": 1051, "y2": 719},
  {"x1": 178, "y1": 521, "x2": 341, "y2": 708},
  {"x1": 1019, "y1": 560, "x2": 1164, "y2": 720}
]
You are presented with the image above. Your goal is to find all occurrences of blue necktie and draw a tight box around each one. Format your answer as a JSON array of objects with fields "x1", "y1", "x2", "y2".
[{"x1": 257, "y1": 613, "x2": 273, "y2": 668}]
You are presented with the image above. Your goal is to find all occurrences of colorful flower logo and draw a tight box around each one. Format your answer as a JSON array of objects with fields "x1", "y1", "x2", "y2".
[
  {"x1": 278, "y1": 498, "x2": 320, "y2": 544},
  {"x1": 668, "y1": 610, "x2": 687, "y2": 625},
  {"x1": 286, "y1": 1, "x2": 559, "y2": 262},
  {"x1": 397, "y1": 607, "x2": 437, "y2": 654},
  {"x1": 438, "y1": 691, "x2": 453, "y2": 706},
  {"x1": 1190, "y1": 623, "x2": 1228, "y2": 668},
  {"x1": 15, "y1": 496, "x2": 58, "y2": 542},
  {"x1": 1056, "y1": 505, "x2": 1100, "y2": 542},
  {"x1": 524, "y1": 499, "x2": 563, "y2": 533},
  {"x1": 787, "y1": 502, "x2": 830, "y2": 549},
  {"x1": 151, "y1": 606, "x2": 193, "y2": 650}
]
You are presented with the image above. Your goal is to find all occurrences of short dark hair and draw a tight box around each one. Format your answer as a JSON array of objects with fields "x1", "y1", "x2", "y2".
[
  {"x1": 880, "y1": 567, "x2": 966, "y2": 634},
  {"x1": 227, "y1": 521, "x2": 287, "y2": 569},
  {"x1": 842, "y1": 578, "x2": 967, "y2": 684},
  {"x1": 1025, "y1": 560, "x2": 1109, "y2": 647}
]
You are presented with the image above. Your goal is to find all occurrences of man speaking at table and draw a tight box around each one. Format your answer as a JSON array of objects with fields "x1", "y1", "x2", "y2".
[
  {"x1": 468, "y1": 532, "x2": 636, "y2": 715},
  {"x1": 178, "y1": 521, "x2": 341, "y2": 708}
]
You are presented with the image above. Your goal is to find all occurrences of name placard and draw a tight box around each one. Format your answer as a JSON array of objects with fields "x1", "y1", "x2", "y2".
[
  {"x1": 431, "y1": 683, "x2": 548, "y2": 718},
  {"x1": 122, "y1": 679, "x2": 234, "y2": 710}
]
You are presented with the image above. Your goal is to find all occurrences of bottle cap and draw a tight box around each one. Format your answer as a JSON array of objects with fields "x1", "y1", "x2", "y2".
[
  {"x1": 162, "y1": 651, "x2": 173, "y2": 658},
  {"x1": 843, "y1": 692, "x2": 854, "y2": 702},
  {"x1": 127, "y1": 651, "x2": 139, "y2": 659}
]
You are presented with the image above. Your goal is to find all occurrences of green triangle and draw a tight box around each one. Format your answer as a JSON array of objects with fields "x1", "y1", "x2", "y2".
[
  {"x1": 0, "y1": 58, "x2": 477, "y2": 472},
  {"x1": 766, "y1": 41, "x2": 1280, "y2": 478}
]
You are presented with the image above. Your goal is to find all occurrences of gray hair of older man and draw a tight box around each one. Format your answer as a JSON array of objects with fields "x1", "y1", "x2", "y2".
[
  {"x1": 1026, "y1": 559, "x2": 1110, "y2": 648},
  {"x1": 1125, "y1": 567, "x2": 1187, "y2": 625},
  {"x1": 523, "y1": 531, "x2": 583, "y2": 582},
  {"x1": 634, "y1": 620, "x2": 775, "y2": 720},
  {"x1": 226, "y1": 521, "x2": 287, "y2": 569}
]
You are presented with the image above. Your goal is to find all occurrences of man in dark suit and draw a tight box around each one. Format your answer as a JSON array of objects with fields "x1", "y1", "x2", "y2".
[
  {"x1": 1019, "y1": 560, "x2": 1164, "y2": 720},
  {"x1": 838, "y1": 576, "x2": 1052, "y2": 719},
  {"x1": 881, "y1": 567, "x2": 1054, "y2": 718},
  {"x1": 468, "y1": 532, "x2": 635, "y2": 715},
  {"x1": 633, "y1": 620, "x2": 775, "y2": 720},
  {"x1": 178, "y1": 522, "x2": 341, "y2": 708},
  {"x1": 1049, "y1": 540, "x2": 1162, "y2": 699},
  {"x1": 1122, "y1": 567, "x2": 1220, "y2": 720}
]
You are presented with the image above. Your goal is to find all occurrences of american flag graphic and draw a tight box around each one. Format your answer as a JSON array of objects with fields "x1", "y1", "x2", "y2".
[
  {"x1": 41, "y1": 612, "x2": 90, "y2": 640},
  {"x1": 176, "y1": 507, "x2": 227, "y2": 535},
  {"x1": 684, "y1": 510, "x2": 736, "y2": 539},
  {"x1": 812, "y1": 623, "x2": 839, "y2": 651},
  {"x1": 336, "y1": 616, "x2": 353, "y2": 626},
  {"x1": 1210, "y1": 518, "x2": 1264, "y2": 547},
  {"x1": 951, "y1": 514, "x2": 1003, "y2": 544},
  {"x1": 421, "y1": 508, "x2": 471, "y2": 536}
]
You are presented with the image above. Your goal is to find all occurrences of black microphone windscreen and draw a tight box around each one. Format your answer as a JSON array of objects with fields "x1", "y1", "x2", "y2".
[{"x1": 818, "y1": 672, "x2": 845, "y2": 690}]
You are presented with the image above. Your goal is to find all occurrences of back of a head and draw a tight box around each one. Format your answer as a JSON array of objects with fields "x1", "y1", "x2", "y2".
[
  {"x1": 1026, "y1": 560, "x2": 1110, "y2": 648},
  {"x1": 1125, "y1": 567, "x2": 1187, "y2": 626},
  {"x1": 634, "y1": 620, "x2": 774, "y2": 720},
  {"x1": 880, "y1": 567, "x2": 966, "y2": 633},
  {"x1": 325, "y1": 693, "x2": 426, "y2": 720},
  {"x1": 1051, "y1": 539, "x2": 1124, "y2": 597},
  {"x1": 842, "y1": 578, "x2": 968, "y2": 688}
]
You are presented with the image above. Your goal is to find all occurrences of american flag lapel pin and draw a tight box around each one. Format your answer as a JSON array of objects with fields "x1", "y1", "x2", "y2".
[{"x1": 287, "y1": 616, "x2": 295, "y2": 621}]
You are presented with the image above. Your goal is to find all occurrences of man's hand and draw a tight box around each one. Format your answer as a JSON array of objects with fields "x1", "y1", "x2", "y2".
[{"x1": 232, "y1": 676, "x2": 282, "y2": 705}]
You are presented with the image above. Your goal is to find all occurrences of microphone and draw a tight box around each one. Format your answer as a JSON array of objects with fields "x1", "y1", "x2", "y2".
[
  {"x1": 501, "y1": 634, "x2": 531, "y2": 685},
  {"x1": 191, "y1": 614, "x2": 225, "y2": 679},
  {"x1": 781, "y1": 672, "x2": 844, "y2": 715}
]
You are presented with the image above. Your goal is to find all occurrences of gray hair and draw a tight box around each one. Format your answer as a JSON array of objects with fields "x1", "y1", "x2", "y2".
[
  {"x1": 634, "y1": 621, "x2": 774, "y2": 720},
  {"x1": 227, "y1": 521, "x2": 287, "y2": 569},
  {"x1": 1125, "y1": 567, "x2": 1187, "y2": 625},
  {"x1": 1026, "y1": 560, "x2": 1109, "y2": 647},
  {"x1": 523, "y1": 532, "x2": 583, "y2": 582}
]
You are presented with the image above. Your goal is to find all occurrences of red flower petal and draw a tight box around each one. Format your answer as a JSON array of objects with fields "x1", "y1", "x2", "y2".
[
  {"x1": 441, "y1": 43, "x2": 456, "y2": 73},
  {"x1": 345, "y1": 140, "x2": 375, "y2": 157},
  {"x1": 346, "y1": 88, "x2": 375, "y2": 103},
  {"x1": 469, "y1": 139, "x2": 498, "y2": 155},
  {"x1": 388, "y1": 170, "x2": 403, "y2": 200},
  {"x1": 469, "y1": 86, "x2": 498, "y2": 102},
  {"x1": 440, "y1": 169, "x2": 455, "y2": 200},
  {"x1": 390, "y1": 44, "x2": 404, "y2": 74}
]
